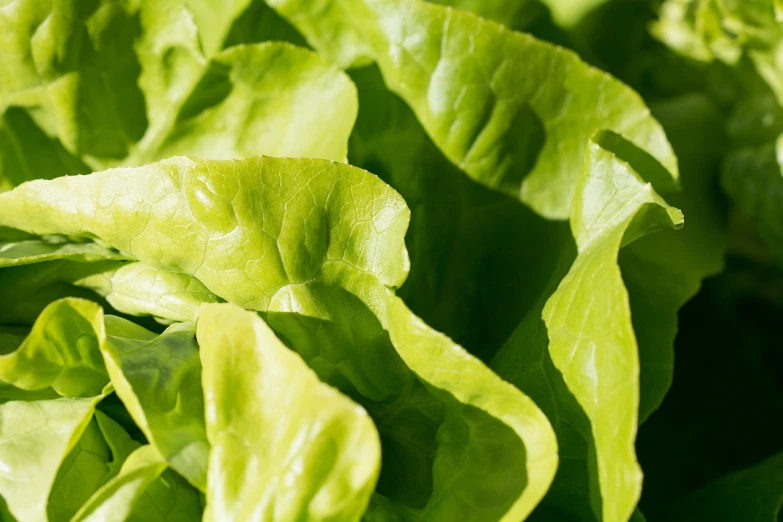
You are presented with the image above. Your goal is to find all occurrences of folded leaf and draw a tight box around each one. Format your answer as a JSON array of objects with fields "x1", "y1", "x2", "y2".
[
  {"x1": 0, "y1": 396, "x2": 102, "y2": 522},
  {"x1": 622, "y1": 94, "x2": 728, "y2": 420},
  {"x1": 94, "y1": 410, "x2": 146, "y2": 479},
  {"x1": 198, "y1": 303, "x2": 380, "y2": 522},
  {"x1": 71, "y1": 445, "x2": 167, "y2": 522},
  {"x1": 101, "y1": 317, "x2": 208, "y2": 492},
  {"x1": 76, "y1": 263, "x2": 220, "y2": 324},
  {"x1": 71, "y1": 443, "x2": 202, "y2": 522},
  {"x1": 0, "y1": 234, "x2": 126, "y2": 268},
  {"x1": 347, "y1": 65, "x2": 572, "y2": 364},
  {"x1": 266, "y1": 0, "x2": 677, "y2": 219},
  {"x1": 382, "y1": 296, "x2": 558, "y2": 522},
  {"x1": 0, "y1": 298, "x2": 108, "y2": 397},
  {"x1": 0, "y1": 0, "x2": 357, "y2": 185},
  {"x1": 47, "y1": 416, "x2": 114, "y2": 522},
  {"x1": 348, "y1": 63, "x2": 718, "y2": 521},
  {"x1": 493, "y1": 140, "x2": 682, "y2": 522},
  {"x1": 0, "y1": 156, "x2": 410, "y2": 305},
  {"x1": 0, "y1": 156, "x2": 559, "y2": 520}
]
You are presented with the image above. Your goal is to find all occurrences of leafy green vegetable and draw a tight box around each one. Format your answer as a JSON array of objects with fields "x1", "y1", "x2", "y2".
[
  {"x1": 47, "y1": 414, "x2": 115, "y2": 522},
  {"x1": 0, "y1": 298, "x2": 107, "y2": 397},
  {"x1": 101, "y1": 318, "x2": 208, "y2": 492},
  {"x1": 198, "y1": 303, "x2": 380, "y2": 522},
  {"x1": 0, "y1": 0, "x2": 356, "y2": 187},
  {"x1": 0, "y1": 0, "x2": 780, "y2": 520},
  {"x1": 0, "y1": 154, "x2": 557, "y2": 520},
  {"x1": 75, "y1": 263, "x2": 220, "y2": 325},
  {"x1": 0, "y1": 396, "x2": 103, "y2": 521},
  {"x1": 71, "y1": 443, "x2": 202, "y2": 522},
  {"x1": 267, "y1": 0, "x2": 678, "y2": 219},
  {"x1": 384, "y1": 295, "x2": 557, "y2": 521}
]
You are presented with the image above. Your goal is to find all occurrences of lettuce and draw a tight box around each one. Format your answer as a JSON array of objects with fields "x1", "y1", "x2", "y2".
[{"x1": 0, "y1": 1, "x2": 780, "y2": 521}]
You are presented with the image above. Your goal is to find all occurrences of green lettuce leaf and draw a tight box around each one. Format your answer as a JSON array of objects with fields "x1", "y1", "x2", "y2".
[
  {"x1": 427, "y1": 0, "x2": 545, "y2": 30},
  {"x1": 721, "y1": 134, "x2": 783, "y2": 265},
  {"x1": 71, "y1": 443, "x2": 202, "y2": 522},
  {"x1": 493, "y1": 139, "x2": 682, "y2": 522},
  {"x1": 433, "y1": 0, "x2": 612, "y2": 29},
  {"x1": 198, "y1": 303, "x2": 380, "y2": 522},
  {"x1": 0, "y1": 156, "x2": 558, "y2": 520},
  {"x1": 0, "y1": 298, "x2": 107, "y2": 397},
  {"x1": 75, "y1": 263, "x2": 220, "y2": 324},
  {"x1": 70, "y1": 445, "x2": 167, "y2": 522},
  {"x1": 347, "y1": 65, "x2": 571, "y2": 364},
  {"x1": 381, "y1": 295, "x2": 557, "y2": 521},
  {"x1": 347, "y1": 59, "x2": 721, "y2": 521},
  {"x1": 663, "y1": 452, "x2": 783, "y2": 521},
  {"x1": 47, "y1": 415, "x2": 114, "y2": 522},
  {"x1": 0, "y1": 156, "x2": 410, "y2": 304},
  {"x1": 622, "y1": 94, "x2": 729, "y2": 420},
  {"x1": 0, "y1": 396, "x2": 103, "y2": 521},
  {"x1": 93, "y1": 410, "x2": 145, "y2": 479},
  {"x1": 653, "y1": 0, "x2": 783, "y2": 101},
  {"x1": 101, "y1": 318, "x2": 208, "y2": 492},
  {"x1": 0, "y1": 232, "x2": 126, "y2": 268},
  {"x1": 265, "y1": 0, "x2": 678, "y2": 219},
  {"x1": 0, "y1": 0, "x2": 357, "y2": 186}
]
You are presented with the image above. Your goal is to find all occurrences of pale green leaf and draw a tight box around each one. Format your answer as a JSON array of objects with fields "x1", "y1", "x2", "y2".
[
  {"x1": 0, "y1": 396, "x2": 102, "y2": 522},
  {"x1": 75, "y1": 263, "x2": 220, "y2": 325},
  {"x1": 101, "y1": 318, "x2": 208, "y2": 492},
  {"x1": 0, "y1": 155, "x2": 557, "y2": 521},
  {"x1": 0, "y1": 298, "x2": 108, "y2": 397},
  {"x1": 0, "y1": 0, "x2": 357, "y2": 186},
  {"x1": 0, "y1": 156, "x2": 411, "y2": 310},
  {"x1": 383, "y1": 296, "x2": 558, "y2": 522},
  {"x1": 265, "y1": 0, "x2": 677, "y2": 218},
  {"x1": 198, "y1": 303, "x2": 380, "y2": 522},
  {"x1": 493, "y1": 141, "x2": 682, "y2": 522}
]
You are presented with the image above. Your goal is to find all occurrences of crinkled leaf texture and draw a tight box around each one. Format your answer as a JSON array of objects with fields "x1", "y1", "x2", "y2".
[
  {"x1": 0, "y1": 155, "x2": 558, "y2": 521},
  {"x1": 265, "y1": 0, "x2": 678, "y2": 219},
  {"x1": 272, "y1": 2, "x2": 706, "y2": 519}
]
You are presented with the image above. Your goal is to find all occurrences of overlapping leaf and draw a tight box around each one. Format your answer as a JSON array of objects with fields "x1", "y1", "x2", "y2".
[{"x1": 0, "y1": 155, "x2": 558, "y2": 521}]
